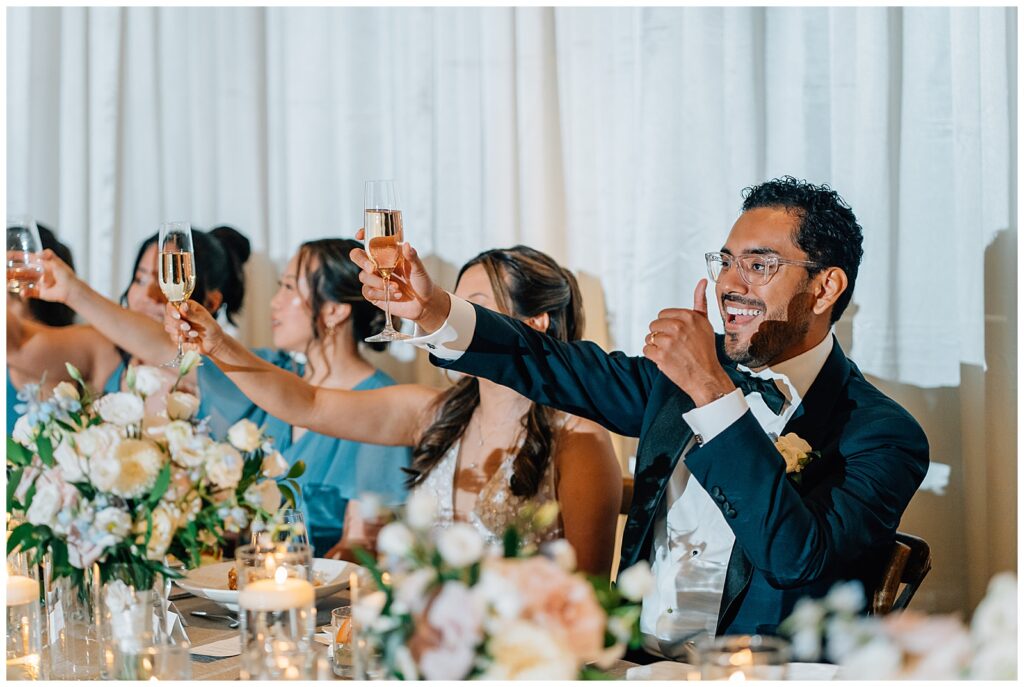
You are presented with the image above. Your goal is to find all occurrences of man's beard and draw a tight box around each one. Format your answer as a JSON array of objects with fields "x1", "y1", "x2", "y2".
[{"x1": 723, "y1": 291, "x2": 816, "y2": 368}]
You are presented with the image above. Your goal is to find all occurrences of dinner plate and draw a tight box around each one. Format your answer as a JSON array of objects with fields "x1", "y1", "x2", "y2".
[{"x1": 176, "y1": 558, "x2": 358, "y2": 612}]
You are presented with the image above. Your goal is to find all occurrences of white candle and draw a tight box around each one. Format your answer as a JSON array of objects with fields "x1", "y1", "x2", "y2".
[
  {"x1": 238, "y1": 568, "x2": 314, "y2": 612},
  {"x1": 6, "y1": 575, "x2": 38, "y2": 607}
]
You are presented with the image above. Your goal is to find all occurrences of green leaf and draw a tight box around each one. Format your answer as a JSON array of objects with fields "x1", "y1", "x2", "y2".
[
  {"x1": 580, "y1": 666, "x2": 613, "y2": 680},
  {"x1": 6, "y1": 523, "x2": 37, "y2": 555},
  {"x1": 146, "y1": 463, "x2": 172, "y2": 507},
  {"x1": 286, "y1": 460, "x2": 306, "y2": 479},
  {"x1": 7, "y1": 468, "x2": 24, "y2": 506},
  {"x1": 502, "y1": 526, "x2": 520, "y2": 559},
  {"x1": 36, "y1": 435, "x2": 54, "y2": 467},
  {"x1": 6, "y1": 437, "x2": 31, "y2": 466}
]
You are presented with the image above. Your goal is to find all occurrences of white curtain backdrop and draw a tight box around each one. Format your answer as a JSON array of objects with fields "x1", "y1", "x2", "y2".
[{"x1": 6, "y1": 6, "x2": 1015, "y2": 388}]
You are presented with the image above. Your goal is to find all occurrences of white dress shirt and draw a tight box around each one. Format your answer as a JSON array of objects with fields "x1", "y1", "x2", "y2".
[{"x1": 406, "y1": 294, "x2": 834, "y2": 658}]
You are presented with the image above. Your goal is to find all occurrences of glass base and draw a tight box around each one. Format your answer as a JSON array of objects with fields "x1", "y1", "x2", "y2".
[{"x1": 364, "y1": 328, "x2": 411, "y2": 343}]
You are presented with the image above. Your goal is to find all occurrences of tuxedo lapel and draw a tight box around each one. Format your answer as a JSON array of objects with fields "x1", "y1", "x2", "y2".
[
  {"x1": 780, "y1": 338, "x2": 851, "y2": 449},
  {"x1": 619, "y1": 382, "x2": 696, "y2": 569},
  {"x1": 715, "y1": 337, "x2": 851, "y2": 633}
]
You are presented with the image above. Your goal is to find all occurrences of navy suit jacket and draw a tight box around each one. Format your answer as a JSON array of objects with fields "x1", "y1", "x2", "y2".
[{"x1": 432, "y1": 304, "x2": 930, "y2": 635}]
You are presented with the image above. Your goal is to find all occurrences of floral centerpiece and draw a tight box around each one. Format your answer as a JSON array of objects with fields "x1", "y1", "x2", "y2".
[
  {"x1": 780, "y1": 572, "x2": 1017, "y2": 679},
  {"x1": 352, "y1": 491, "x2": 653, "y2": 680},
  {"x1": 6, "y1": 353, "x2": 305, "y2": 592}
]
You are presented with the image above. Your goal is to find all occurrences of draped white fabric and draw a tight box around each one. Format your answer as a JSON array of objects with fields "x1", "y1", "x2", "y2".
[{"x1": 7, "y1": 6, "x2": 1015, "y2": 387}]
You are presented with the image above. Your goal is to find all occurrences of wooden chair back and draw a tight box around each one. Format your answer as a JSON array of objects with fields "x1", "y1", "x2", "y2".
[{"x1": 871, "y1": 532, "x2": 932, "y2": 615}]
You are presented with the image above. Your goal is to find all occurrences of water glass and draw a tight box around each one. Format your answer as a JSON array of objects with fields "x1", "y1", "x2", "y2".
[
  {"x1": 6, "y1": 215, "x2": 43, "y2": 297},
  {"x1": 108, "y1": 642, "x2": 192, "y2": 680},
  {"x1": 7, "y1": 551, "x2": 43, "y2": 680},
  {"x1": 331, "y1": 606, "x2": 355, "y2": 677},
  {"x1": 695, "y1": 634, "x2": 789, "y2": 680},
  {"x1": 235, "y1": 544, "x2": 316, "y2": 680}
]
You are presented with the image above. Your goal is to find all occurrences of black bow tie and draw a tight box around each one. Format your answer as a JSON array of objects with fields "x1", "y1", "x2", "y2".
[{"x1": 724, "y1": 366, "x2": 788, "y2": 415}]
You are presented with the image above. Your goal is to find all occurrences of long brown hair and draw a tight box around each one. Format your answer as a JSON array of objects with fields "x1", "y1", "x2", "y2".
[{"x1": 406, "y1": 245, "x2": 584, "y2": 498}]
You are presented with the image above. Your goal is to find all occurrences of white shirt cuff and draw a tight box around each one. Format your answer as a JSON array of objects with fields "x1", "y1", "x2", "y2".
[
  {"x1": 404, "y1": 294, "x2": 477, "y2": 361},
  {"x1": 682, "y1": 389, "x2": 749, "y2": 446}
]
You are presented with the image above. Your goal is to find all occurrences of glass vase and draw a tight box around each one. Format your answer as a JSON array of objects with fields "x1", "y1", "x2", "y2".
[
  {"x1": 98, "y1": 564, "x2": 170, "y2": 680},
  {"x1": 42, "y1": 562, "x2": 103, "y2": 680}
]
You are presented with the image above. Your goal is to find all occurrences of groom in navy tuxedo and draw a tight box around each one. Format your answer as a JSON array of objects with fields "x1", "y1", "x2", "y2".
[{"x1": 352, "y1": 176, "x2": 929, "y2": 661}]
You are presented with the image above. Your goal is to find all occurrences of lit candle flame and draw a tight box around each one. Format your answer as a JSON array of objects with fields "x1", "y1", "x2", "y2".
[
  {"x1": 728, "y1": 670, "x2": 747, "y2": 681},
  {"x1": 275, "y1": 566, "x2": 288, "y2": 585}
]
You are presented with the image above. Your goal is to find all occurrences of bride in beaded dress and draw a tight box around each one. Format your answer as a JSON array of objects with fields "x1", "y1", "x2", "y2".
[{"x1": 168, "y1": 244, "x2": 623, "y2": 577}]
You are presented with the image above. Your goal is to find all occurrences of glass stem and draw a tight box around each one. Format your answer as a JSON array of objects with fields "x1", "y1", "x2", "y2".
[{"x1": 382, "y1": 276, "x2": 394, "y2": 332}]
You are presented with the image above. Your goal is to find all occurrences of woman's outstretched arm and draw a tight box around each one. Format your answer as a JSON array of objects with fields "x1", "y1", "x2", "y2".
[{"x1": 167, "y1": 299, "x2": 439, "y2": 447}]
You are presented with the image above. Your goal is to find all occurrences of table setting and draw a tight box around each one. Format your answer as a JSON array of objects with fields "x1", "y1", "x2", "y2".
[{"x1": 5, "y1": 350, "x2": 1017, "y2": 681}]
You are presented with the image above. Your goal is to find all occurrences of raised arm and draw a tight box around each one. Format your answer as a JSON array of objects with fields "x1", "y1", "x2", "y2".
[
  {"x1": 554, "y1": 417, "x2": 623, "y2": 579},
  {"x1": 348, "y1": 240, "x2": 660, "y2": 437},
  {"x1": 34, "y1": 249, "x2": 178, "y2": 364},
  {"x1": 7, "y1": 306, "x2": 121, "y2": 391},
  {"x1": 167, "y1": 300, "x2": 439, "y2": 447}
]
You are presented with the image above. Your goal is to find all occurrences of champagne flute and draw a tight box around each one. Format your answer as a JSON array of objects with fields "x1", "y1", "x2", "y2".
[
  {"x1": 363, "y1": 180, "x2": 410, "y2": 342},
  {"x1": 7, "y1": 215, "x2": 43, "y2": 297},
  {"x1": 158, "y1": 221, "x2": 196, "y2": 367}
]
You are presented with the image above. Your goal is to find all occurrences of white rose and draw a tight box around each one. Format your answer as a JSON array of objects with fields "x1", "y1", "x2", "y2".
[
  {"x1": 437, "y1": 522, "x2": 485, "y2": 568},
  {"x1": 94, "y1": 507, "x2": 133, "y2": 542},
  {"x1": 775, "y1": 432, "x2": 814, "y2": 473},
  {"x1": 205, "y1": 443, "x2": 244, "y2": 489},
  {"x1": 354, "y1": 590, "x2": 388, "y2": 627},
  {"x1": 26, "y1": 473, "x2": 63, "y2": 527},
  {"x1": 53, "y1": 438, "x2": 88, "y2": 483},
  {"x1": 838, "y1": 636, "x2": 904, "y2": 680},
  {"x1": 970, "y1": 572, "x2": 1017, "y2": 645},
  {"x1": 74, "y1": 424, "x2": 123, "y2": 459},
  {"x1": 140, "y1": 503, "x2": 179, "y2": 560},
  {"x1": 542, "y1": 539, "x2": 578, "y2": 573},
  {"x1": 131, "y1": 365, "x2": 164, "y2": 397},
  {"x1": 377, "y1": 522, "x2": 415, "y2": 559},
  {"x1": 171, "y1": 433, "x2": 212, "y2": 469},
  {"x1": 12, "y1": 415, "x2": 36, "y2": 446},
  {"x1": 357, "y1": 493, "x2": 382, "y2": 521},
  {"x1": 394, "y1": 568, "x2": 435, "y2": 615},
  {"x1": 616, "y1": 560, "x2": 654, "y2": 602},
  {"x1": 261, "y1": 451, "x2": 288, "y2": 479},
  {"x1": 227, "y1": 419, "x2": 263, "y2": 453},
  {"x1": 244, "y1": 480, "x2": 282, "y2": 515},
  {"x1": 53, "y1": 381, "x2": 80, "y2": 403},
  {"x1": 405, "y1": 489, "x2": 438, "y2": 530},
  {"x1": 479, "y1": 621, "x2": 578, "y2": 680},
  {"x1": 825, "y1": 580, "x2": 866, "y2": 614},
  {"x1": 95, "y1": 392, "x2": 145, "y2": 426},
  {"x1": 89, "y1": 449, "x2": 122, "y2": 494},
  {"x1": 108, "y1": 439, "x2": 165, "y2": 498},
  {"x1": 166, "y1": 391, "x2": 201, "y2": 421}
]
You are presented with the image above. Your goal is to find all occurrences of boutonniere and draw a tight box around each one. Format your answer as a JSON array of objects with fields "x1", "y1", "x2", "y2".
[{"x1": 774, "y1": 433, "x2": 820, "y2": 484}]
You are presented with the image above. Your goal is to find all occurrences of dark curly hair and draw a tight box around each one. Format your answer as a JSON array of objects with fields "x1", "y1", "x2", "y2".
[
  {"x1": 741, "y1": 176, "x2": 864, "y2": 324},
  {"x1": 406, "y1": 246, "x2": 585, "y2": 498}
]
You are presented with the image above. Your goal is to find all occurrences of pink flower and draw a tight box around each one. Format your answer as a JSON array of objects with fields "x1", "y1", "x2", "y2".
[
  {"x1": 484, "y1": 557, "x2": 606, "y2": 662},
  {"x1": 414, "y1": 581, "x2": 483, "y2": 680}
]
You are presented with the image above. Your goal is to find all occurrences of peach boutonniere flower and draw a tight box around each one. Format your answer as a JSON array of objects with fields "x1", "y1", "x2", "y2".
[{"x1": 775, "y1": 433, "x2": 819, "y2": 484}]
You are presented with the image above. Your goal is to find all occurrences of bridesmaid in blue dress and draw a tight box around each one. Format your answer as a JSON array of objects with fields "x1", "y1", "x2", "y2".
[
  {"x1": 7, "y1": 228, "x2": 246, "y2": 420},
  {"x1": 24, "y1": 236, "x2": 409, "y2": 557},
  {"x1": 194, "y1": 239, "x2": 410, "y2": 555},
  {"x1": 6, "y1": 225, "x2": 78, "y2": 433}
]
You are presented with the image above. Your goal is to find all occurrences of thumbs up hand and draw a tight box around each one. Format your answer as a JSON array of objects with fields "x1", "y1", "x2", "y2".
[{"x1": 642, "y1": 279, "x2": 736, "y2": 406}]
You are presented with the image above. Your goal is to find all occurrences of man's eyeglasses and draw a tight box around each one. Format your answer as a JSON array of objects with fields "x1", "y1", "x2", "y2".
[{"x1": 704, "y1": 251, "x2": 821, "y2": 286}]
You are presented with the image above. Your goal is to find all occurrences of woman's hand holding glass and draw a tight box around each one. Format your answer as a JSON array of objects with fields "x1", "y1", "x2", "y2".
[
  {"x1": 164, "y1": 300, "x2": 225, "y2": 358},
  {"x1": 349, "y1": 229, "x2": 451, "y2": 333},
  {"x1": 34, "y1": 249, "x2": 79, "y2": 305}
]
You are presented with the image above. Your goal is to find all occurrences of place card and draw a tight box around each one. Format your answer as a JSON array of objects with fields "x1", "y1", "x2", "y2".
[{"x1": 189, "y1": 636, "x2": 241, "y2": 658}]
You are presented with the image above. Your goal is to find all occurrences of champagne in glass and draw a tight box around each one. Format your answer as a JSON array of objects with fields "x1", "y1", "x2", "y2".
[
  {"x1": 158, "y1": 221, "x2": 196, "y2": 367},
  {"x1": 363, "y1": 180, "x2": 411, "y2": 342},
  {"x1": 7, "y1": 215, "x2": 43, "y2": 297}
]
